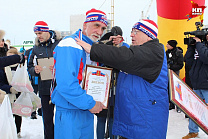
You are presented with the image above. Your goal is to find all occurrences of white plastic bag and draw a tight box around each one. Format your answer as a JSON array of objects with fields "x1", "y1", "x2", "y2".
[
  {"x1": 12, "y1": 92, "x2": 33, "y2": 117},
  {"x1": 12, "y1": 92, "x2": 41, "y2": 117},
  {"x1": 29, "y1": 92, "x2": 42, "y2": 111},
  {"x1": 11, "y1": 62, "x2": 34, "y2": 93},
  {"x1": 0, "y1": 95, "x2": 17, "y2": 139}
]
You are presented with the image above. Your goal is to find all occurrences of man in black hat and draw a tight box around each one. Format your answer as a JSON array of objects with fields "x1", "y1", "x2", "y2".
[
  {"x1": 166, "y1": 40, "x2": 184, "y2": 111},
  {"x1": 166, "y1": 40, "x2": 184, "y2": 75}
]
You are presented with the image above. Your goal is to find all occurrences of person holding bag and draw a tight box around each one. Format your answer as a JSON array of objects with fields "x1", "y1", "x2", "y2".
[
  {"x1": 2, "y1": 48, "x2": 23, "y2": 138},
  {"x1": 0, "y1": 45, "x2": 18, "y2": 95}
]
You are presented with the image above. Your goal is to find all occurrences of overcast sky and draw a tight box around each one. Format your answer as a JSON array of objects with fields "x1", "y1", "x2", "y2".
[{"x1": 0, "y1": 0, "x2": 207, "y2": 45}]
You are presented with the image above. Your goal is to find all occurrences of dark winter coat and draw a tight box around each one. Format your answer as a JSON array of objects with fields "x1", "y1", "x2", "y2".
[
  {"x1": 0, "y1": 45, "x2": 10, "y2": 93},
  {"x1": 0, "y1": 55, "x2": 21, "y2": 68},
  {"x1": 28, "y1": 30, "x2": 62, "y2": 96},
  {"x1": 0, "y1": 68, "x2": 11, "y2": 93},
  {"x1": 25, "y1": 48, "x2": 38, "y2": 86},
  {"x1": 185, "y1": 42, "x2": 208, "y2": 90},
  {"x1": 166, "y1": 47, "x2": 184, "y2": 73},
  {"x1": 0, "y1": 45, "x2": 7, "y2": 57}
]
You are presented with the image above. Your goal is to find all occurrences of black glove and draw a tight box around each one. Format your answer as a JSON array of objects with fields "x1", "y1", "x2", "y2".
[
  {"x1": 19, "y1": 54, "x2": 25, "y2": 65},
  {"x1": 100, "y1": 32, "x2": 113, "y2": 41},
  {"x1": 99, "y1": 32, "x2": 114, "y2": 45}
]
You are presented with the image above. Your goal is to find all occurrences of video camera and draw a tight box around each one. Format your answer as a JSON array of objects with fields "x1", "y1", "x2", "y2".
[{"x1": 184, "y1": 22, "x2": 208, "y2": 45}]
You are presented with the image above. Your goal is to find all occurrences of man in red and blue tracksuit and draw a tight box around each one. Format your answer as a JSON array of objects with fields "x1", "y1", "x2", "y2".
[{"x1": 51, "y1": 8, "x2": 108, "y2": 139}]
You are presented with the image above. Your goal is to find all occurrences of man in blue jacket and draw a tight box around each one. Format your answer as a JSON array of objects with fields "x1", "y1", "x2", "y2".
[
  {"x1": 76, "y1": 19, "x2": 169, "y2": 139},
  {"x1": 182, "y1": 36, "x2": 208, "y2": 139},
  {"x1": 51, "y1": 8, "x2": 107, "y2": 139}
]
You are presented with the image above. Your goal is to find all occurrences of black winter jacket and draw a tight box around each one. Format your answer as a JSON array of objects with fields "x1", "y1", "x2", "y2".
[
  {"x1": 185, "y1": 42, "x2": 208, "y2": 89},
  {"x1": 90, "y1": 39, "x2": 164, "y2": 83},
  {"x1": 0, "y1": 45, "x2": 7, "y2": 57},
  {"x1": 28, "y1": 30, "x2": 62, "y2": 95},
  {"x1": 166, "y1": 47, "x2": 184, "y2": 72},
  {"x1": 0, "y1": 55, "x2": 20, "y2": 68}
]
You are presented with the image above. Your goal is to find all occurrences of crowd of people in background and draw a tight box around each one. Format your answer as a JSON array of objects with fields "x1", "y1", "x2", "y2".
[{"x1": 0, "y1": 7, "x2": 208, "y2": 139}]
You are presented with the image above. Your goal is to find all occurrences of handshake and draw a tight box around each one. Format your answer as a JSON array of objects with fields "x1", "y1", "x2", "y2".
[{"x1": 0, "y1": 87, "x2": 18, "y2": 104}]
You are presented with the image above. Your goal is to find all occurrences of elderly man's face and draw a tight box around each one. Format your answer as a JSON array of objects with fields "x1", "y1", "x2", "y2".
[
  {"x1": 35, "y1": 31, "x2": 50, "y2": 43},
  {"x1": 130, "y1": 29, "x2": 151, "y2": 46},
  {"x1": 83, "y1": 22, "x2": 107, "y2": 42}
]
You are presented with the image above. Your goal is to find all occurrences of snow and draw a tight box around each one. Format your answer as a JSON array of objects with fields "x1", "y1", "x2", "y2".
[{"x1": 19, "y1": 109, "x2": 208, "y2": 139}]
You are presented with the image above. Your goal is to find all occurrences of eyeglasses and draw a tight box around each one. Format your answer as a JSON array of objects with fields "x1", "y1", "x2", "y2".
[{"x1": 131, "y1": 30, "x2": 139, "y2": 35}]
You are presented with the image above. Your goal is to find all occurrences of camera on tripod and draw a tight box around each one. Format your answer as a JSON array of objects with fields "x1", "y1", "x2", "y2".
[{"x1": 184, "y1": 22, "x2": 208, "y2": 45}]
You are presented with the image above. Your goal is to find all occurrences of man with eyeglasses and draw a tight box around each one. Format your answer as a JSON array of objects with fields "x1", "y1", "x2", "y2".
[{"x1": 76, "y1": 19, "x2": 169, "y2": 139}]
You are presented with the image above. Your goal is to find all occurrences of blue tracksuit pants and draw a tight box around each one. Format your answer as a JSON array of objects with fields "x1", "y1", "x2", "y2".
[{"x1": 55, "y1": 107, "x2": 94, "y2": 139}]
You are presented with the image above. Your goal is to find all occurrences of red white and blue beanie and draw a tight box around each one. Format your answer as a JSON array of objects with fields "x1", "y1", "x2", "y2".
[
  {"x1": 84, "y1": 8, "x2": 108, "y2": 27},
  {"x1": 34, "y1": 21, "x2": 49, "y2": 32},
  {"x1": 132, "y1": 19, "x2": 158, "y2": 39}
]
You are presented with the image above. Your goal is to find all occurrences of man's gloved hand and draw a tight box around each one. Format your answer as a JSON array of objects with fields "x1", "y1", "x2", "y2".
[
  {"x1": 0, "y1": 89, "x2": 6, "y2": 104},
  {"x1": 99, "y1": 32, "x2": 114, "y2": 45},
  {"x1": 99, "y1": 40, "x2": 113, "y2": 45},
  {"x1": 19, "y1": 54, "x2": 25, "y2": 65},
  {"x1": 10, "y1": 87, "x2": 18, "y2": 94}
]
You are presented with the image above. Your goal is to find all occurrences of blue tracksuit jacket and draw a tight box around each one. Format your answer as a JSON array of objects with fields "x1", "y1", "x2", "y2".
[{"x1": 51, "y1": 29, "x2": 96, "y2": 139}]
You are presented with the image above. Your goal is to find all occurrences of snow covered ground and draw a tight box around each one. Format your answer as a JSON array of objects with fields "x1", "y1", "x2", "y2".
[{"x1": 19, "y1": 109, "x2": 208, "y2": 139}]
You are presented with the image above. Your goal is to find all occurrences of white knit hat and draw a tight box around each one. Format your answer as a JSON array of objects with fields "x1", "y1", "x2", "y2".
[{"x1": 132, "y1": 19, "x2": 158, "y2": 39}]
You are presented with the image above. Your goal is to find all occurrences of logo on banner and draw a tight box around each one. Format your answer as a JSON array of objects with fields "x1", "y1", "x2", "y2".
[{"x1": 186, "y1": 1, "x2": 206, "y2": 23}]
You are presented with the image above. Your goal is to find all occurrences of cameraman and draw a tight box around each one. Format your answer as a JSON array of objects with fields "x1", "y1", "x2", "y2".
[{"x1": 183, "y1": 36, "x2": 208, "y2": 139}]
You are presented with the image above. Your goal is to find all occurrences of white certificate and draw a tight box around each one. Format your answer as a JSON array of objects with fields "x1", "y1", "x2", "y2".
[
  {"x1": 83, "y1": 65, "x2": 112, "y2": 107},
  {"x1": 169, "y1": 69, "x2": 208, "y2": 134}
]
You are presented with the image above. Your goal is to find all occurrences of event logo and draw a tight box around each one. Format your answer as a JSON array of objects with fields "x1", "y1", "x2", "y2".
[
  {"x1": 192, "y1": 7, "x2": 203, "y2": 15},
  {"x1": 175, "y1": 82, "x2": 183, "y2": 101},
  {"x1": 186, "y1": 1, "x2": 206, "y2": 23},
  {"x1": 86, "y1": 16, "x2": 98, "y2": 22},
  {"x1": 92, "y1": 70, "x2": 105, "y2": 77},
  {"x1": 138, "y1": 26, "x2": 156, "y2": 39}
]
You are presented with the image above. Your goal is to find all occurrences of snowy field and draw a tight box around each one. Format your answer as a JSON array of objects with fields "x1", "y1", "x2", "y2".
[{"x1": 19, "y1": 109, "x2": 208, "y2": 139}]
